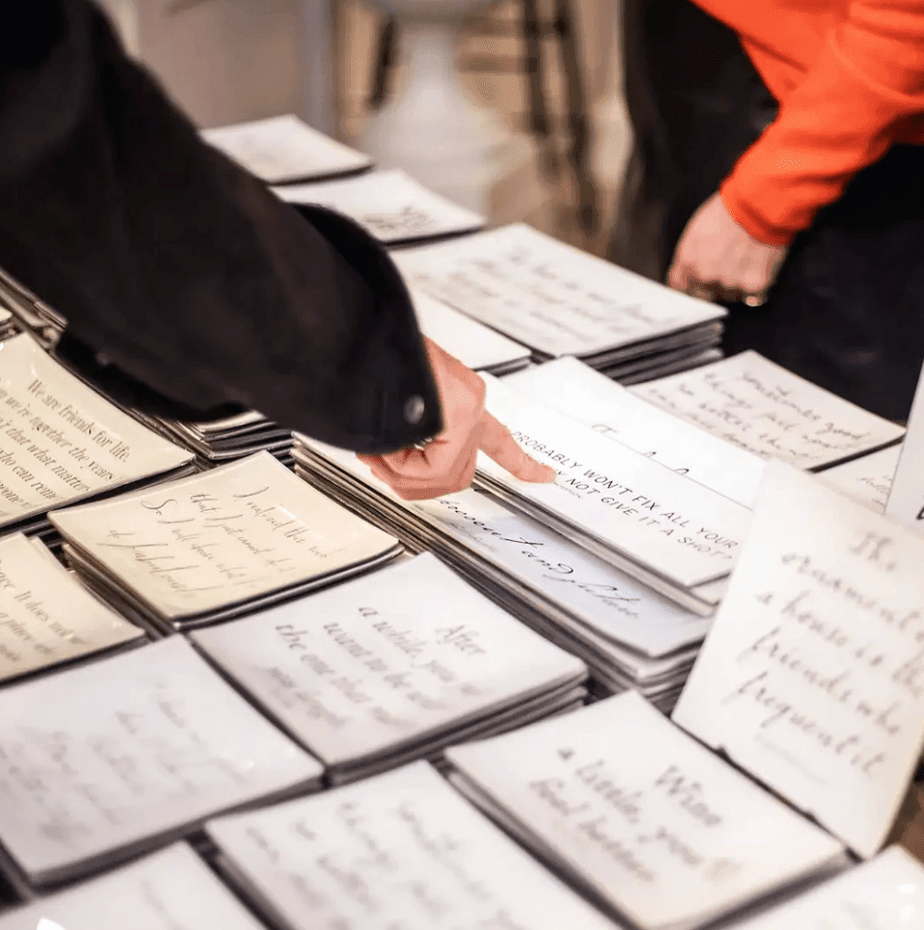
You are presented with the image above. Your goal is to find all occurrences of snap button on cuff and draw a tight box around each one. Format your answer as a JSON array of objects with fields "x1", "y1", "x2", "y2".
[{"x1": 404, "y1": 394, "x2": 425, "y2": 424}]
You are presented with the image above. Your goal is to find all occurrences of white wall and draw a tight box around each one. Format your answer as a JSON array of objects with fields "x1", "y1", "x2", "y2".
[{"x1": 96, "y1": 0, "x2": 337, "y2": 133}]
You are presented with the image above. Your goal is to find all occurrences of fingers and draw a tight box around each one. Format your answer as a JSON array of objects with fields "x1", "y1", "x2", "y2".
[
  {"x1": 378, "y1": 432, "x2": 476, "y2": 483},
  {"x1": 668, "y1": 268, "x2": 719, "y2": 304},
  {"x1": 358, "y1": 337, "x2": 488, "y2": 499},
  {"x1": 667, "y1": 191, "x2": 788, "y2": 305},
  {"x1": 362, "y1": 445, "x2": 480, "y2": 501},
  {"x1": 358, "y1": 421, "x2": 482, "y2": 500},
  {"x1": 479, "y1": 411, "x2": 557, "y2": 483},
  {"x1": 669, "y1": 253, "x2": 739, "y2": 304},
  {"x1": 359, "y1": 408, "x2": 556, "y2": 500},
  {"x1": 356, "y1": 335, "x2": 555, "y2": 500},
  {"x1": 669, "y1": 254, "x2": 724, "y2": 304},
  {"x1": 667, "y1": 255, "x2": 691, "y2": 293},
  {"x1": 689, "y1": 282, "x2": 717, "y2": 302},
  {"x1": 670, "y1": 263, "x2": 768, "y2": 307}
]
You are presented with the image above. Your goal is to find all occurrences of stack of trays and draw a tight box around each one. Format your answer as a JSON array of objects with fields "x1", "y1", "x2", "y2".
[
  {"x1": 632, "y1": 350, "x2": 905, "y2": 469},
  {"x1": 471, "y1": 375, "x2": 752, "y2": 615},
  {"x1": 204, "y1": 761, "x2": 617, "y2": 930},
  {"x1": 273, "y1": 168, "x2": 485, "y2": 246},
  {"x1": 0, "y1": 265, "x2": 62, "y2": 345},
  {"x1": 0, "y1": 843, "x2": 268, "y2": 929},
  {"x1": 201, "y1": 113, "x2": 373, "y2": 184},
  {"x1": 413, "y1": 290, "x2": 532, "y2": 376},
  {"x1": 445, "y1": 693, "x2": 848, "y2": 930},
  {"x1": 0, "y1": 304, "x2": 17, "y2": 345},
  {"x1": 0, "y1": 637, "x2": 324, "y2": 894},
  {"x1": 133, "y1": 407, "x2": 294, "y2": 465},
  {"x1": 392, "y1": 223, "x2": 726, "y2": 380},
  {"x1": 192, "y1": 553, "x2": 589, "y2": 784},
  {"x1": 819, "y1": 443, "x2": 901, "y2": 513},
  {"x1": 0, "y1": 334, "x2": 195, "y2": 545},
  {"x1": 49, "y1": 451, "x2": 403, "y2": 635},
  {"x1": 292, "y1": 433, "x2": 712, "y2": 709},
  {"x1": 504, "y1": 355, "x2": 766, "y2": 509},
  {"x1": 0, "y1": 533, "x2": 145, "y2": 687}
]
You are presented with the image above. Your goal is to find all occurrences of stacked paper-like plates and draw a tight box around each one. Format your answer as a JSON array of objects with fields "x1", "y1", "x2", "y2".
[
  {"x1": 292, "y1": 432, "x2": 711, "y2": 710},
  {"x1": 192, "y1": 554, "x2": 589, "y2": 784},
  {"x1": 49, "y1": 452, "x2": 403, "y2": 635},
  {"x1": 392, "y1": 223, "x2": 726, "y2": 380}
]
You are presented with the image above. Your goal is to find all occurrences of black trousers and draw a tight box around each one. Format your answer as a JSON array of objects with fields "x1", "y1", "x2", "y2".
[{"x1": 609, "y1": 0, "x2": 924, "y2": 421}]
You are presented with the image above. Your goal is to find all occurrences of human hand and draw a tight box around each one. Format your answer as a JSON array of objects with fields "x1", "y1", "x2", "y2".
[
  {"x1": 668, "y1": 192, "x2": 788, "y2": 306},
  {"x1": 358, "y1": 337, "x2": 556, "y2": 500}
]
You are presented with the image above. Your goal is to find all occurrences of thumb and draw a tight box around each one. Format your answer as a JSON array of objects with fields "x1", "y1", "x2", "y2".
[
  {"x1": 478, "y1": 411, "x2": 557, "y2": 483},
  {"x1": 667, "y1": 255, "x2": 689, "y2": 292}
]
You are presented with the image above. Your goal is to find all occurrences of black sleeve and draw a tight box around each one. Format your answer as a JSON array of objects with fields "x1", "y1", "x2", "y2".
[{"x1": 0, "y1": 0, "x2": 442, "y2": 454}]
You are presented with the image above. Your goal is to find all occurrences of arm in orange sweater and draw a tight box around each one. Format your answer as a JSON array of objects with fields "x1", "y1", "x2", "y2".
[{"x1": 720, "y1": 1, "x2": 924, "y2": 246}]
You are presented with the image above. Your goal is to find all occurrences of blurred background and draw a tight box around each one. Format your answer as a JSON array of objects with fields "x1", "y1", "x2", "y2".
[{"x1": 96, "y1": 0, "x2": 630, "y2": 256}]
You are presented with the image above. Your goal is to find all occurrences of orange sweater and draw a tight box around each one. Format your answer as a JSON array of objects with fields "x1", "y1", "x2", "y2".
[{"x1": 696, "y1": 0, "x2": 924, "y2": 245}]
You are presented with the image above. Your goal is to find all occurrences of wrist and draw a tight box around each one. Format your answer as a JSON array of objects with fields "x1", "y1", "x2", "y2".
[{"x1": 719, "y1": 180, "x2": 799, "y2": 248}]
